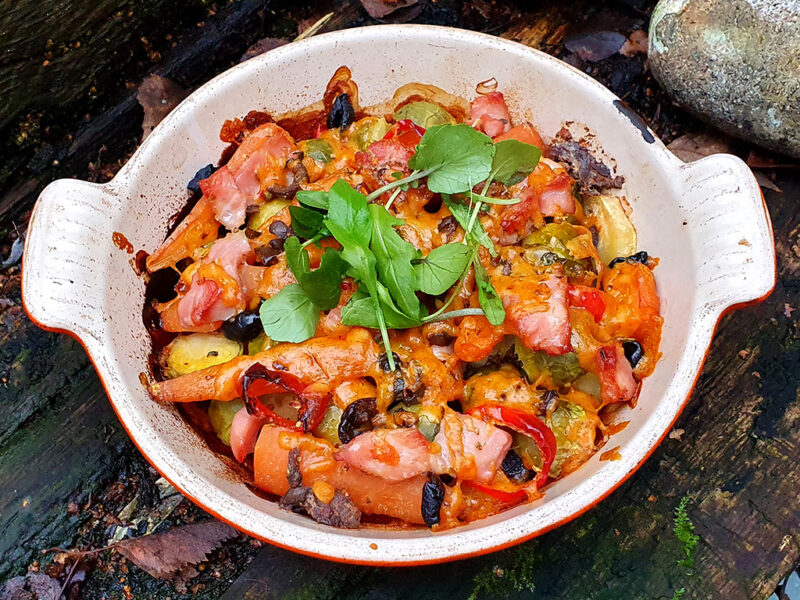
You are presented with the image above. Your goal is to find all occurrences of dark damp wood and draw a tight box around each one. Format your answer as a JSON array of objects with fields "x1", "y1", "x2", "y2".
[{"x1": 1, "y1": 0, "x2": 799, "y2": 598}]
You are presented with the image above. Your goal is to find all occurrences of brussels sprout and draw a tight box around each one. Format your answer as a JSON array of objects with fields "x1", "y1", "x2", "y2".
[
  {"x1": 247, "y1": 332, "x2": 274, "y2": 355},
  {"x1": 313, "y1": 405, "x2": 343, "y2": 445},
  {"x1": 300, "y1": 139, "x2": 334, "y2": 163},
  {"x1": 247, "y1": 199, "x2": 291, "y2": 232},
  {"x1": 208, "y1": 399, "x2": 245, "y2": 446},
  {"x1": 160, "y1": 333, "x2": 243, "y2": 379},
  {"x1": 394, "y1": 101, "x2": 456, "y2": 129},
  {"x1": 581, "y1": 194, "x2": 637, "y2": 265},
  {"x1": 512, "y1": 401, "x2": 597, "y2": 478},
  {"x1": 388, "y1": 403, "x2": 442, "y2": 442},
  {"x1": 350, "y1": 117, "x2": 391, "y2": 151},
  {"x1": 573, "y1": 372, "x2": 602, "y2": 398},
  {"x1": 514, "y1": 339, "x2": 584, "y2": 387}
]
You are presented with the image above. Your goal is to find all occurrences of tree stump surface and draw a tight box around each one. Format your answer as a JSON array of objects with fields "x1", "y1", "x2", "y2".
[{"x1": 1, "y1": 1, "x2": 797, "y2": 599}]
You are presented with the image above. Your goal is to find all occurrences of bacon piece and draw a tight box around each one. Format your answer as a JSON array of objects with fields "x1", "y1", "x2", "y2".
[
  {"x1": 430, "y1": 412, "x2": 512, "y2": 484},
  {"x1": 595, "y1": 344, "x2": 637, "y2": 404},
  {"x1": 230, "y1": 407, "x2": 264, "y2": 463},
  {"x1": 470, "y1": 92, "x2": 512, "y2": 138},
  {"x1": 501, "y1": 274, "x2": 572, "y2": 356},
  {"x1": 335, "y1": 429, "x2": 430, "y2": 482},
  {"x1": 538, "y1": 171, "x2": 576, "y2": 217}
]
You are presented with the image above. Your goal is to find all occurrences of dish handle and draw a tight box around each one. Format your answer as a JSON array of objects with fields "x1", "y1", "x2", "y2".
[
  {"x1": 22, "y1": 179, "x2": 118, "y2": 342},
  {"x1": 678, "y1": 153, "x2": 776, "y2": 313}
]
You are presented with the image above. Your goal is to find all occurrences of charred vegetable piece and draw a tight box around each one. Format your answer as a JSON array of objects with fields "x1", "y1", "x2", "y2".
[
  {"x1": 160, "y1": 333, "x2": 242, "y2": 379},
  {"x1": 501, "y1": 449, "x2": 530, "y2": 484},
  {"x1": 327, "y1": 93, "x2": 356, "y2": 130},
  {"x1": 222, "y1": 310, "x2": 263, "y2": 342},
  {"x1": 242, "y1": 363, "x2": 330, "y2": 432},
  {"x1": 421, "y1": 474, "x2": 446, "y2": 527},
  {"x1": 187, "y1": 164, "x2": 217, "y2": 193},
  {"x1": 208, "y1": 399, "x2": 245, "y2": 445},
  {"x1": 279, "y1": 448, "x2": 361, "y2": 528},
  {"x1": 622, "y1": 340, "x2": 644, "y2": 368},
  {"x1": 338, "y1": 397, "x2": 378, "y2": 444},
  {"x1": 609, "y1": 251, "x2": 649, "y2": 268}
]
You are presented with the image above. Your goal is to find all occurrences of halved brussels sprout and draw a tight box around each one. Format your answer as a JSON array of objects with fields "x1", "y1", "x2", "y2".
[
  {"x1": 247, "y1": 332, "x2": 274, "y2": 355},
  {"x1": 314, "y1": 404, "x2": 343, "y2": 445},
  {"x1": 350, "y1": 117, "x2": 391, "y2": 151},
  {"x1": 514, "y1": 340, "x2": 584, "y2": 388},
  {"x1": 513, "y1": 400, "x2": 600, "y2": 478},
  {"x1": 247, "y1": 199, "x2": 291, "y2": 232},
  {"x1": 208, "y1": 399, "x2": 245, "y2": 446},
  {"x1": 300, "y1": 139, "x2": 334, "y2": 163},
  {"x1": 394, "y1": 101, "x2": 456, "y2": 129},
  {"x1": 581, "y1": 194, "x2": 637, "y2": 265},
  {"x1": 388, "y1": 403, "x2": 442, "y2": 442},
  {"x1": 160, "y1": 333, "x2": 243, "y2": 379}
]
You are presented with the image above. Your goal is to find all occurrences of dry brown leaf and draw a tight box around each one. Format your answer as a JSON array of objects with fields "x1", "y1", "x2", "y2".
[
  {"x1": 746, "y1": 149, "x2": 799, "y2": 169},
  {"x1": 240, "y1": 38, "x2": 289, "y2": 62},
  {"x1": 115, "y1": 520, "x2": 238, "y2": 579},
  {"x1": 137, "y1": 75, "x2": 188, "y2": 141},
  {"x1": 754, "y1": 171, "x2": 783, "y2": 193},
  {"x1": 666, "y1": 132, "x2": 732, "y2": 162},
  {"x1": 564, "y1": 31, "x2": 626, "y2": 62},
  {"x1": 620, "y1": 30, "x2": 648, "y2": 57},
  {"x1": 0, "y1": 573, "x2": 62, "y2": 600},
  {"x1": 360, "y1": 0, "x2": 420, "y2": 20}
]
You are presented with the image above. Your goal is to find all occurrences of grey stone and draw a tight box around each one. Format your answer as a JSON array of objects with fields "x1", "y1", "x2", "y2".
[{"x1": 649, "y1": 0, "x2": 800, "y2": 158}]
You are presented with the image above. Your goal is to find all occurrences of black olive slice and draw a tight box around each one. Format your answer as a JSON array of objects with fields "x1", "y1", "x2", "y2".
[
  {"x1": 327, "y1": 93, "x2": 356, "y2": 130},
  {"x1": 501, "y1": 449, "x2": 530, "y2": 485},
  {"x1": 222, "y1": 310, "x2": 263, "y2": 342},
  {"x1": 338, "y1": 398, "x2": 378, "y2": 444},
  {"x1": 609, "y1": 251, "x2": 649, "y2": 268},
  {"x1": 622, "y1": 340, "x2": 644, "y2": 368},
  {"x1": 421, "y1": 474, "x2": 445, "y2": 527},
  {"x1": 187, "y1": 164, "x2": 217, "y2": 193}
]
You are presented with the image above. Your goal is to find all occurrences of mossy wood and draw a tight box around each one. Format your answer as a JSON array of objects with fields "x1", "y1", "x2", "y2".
[{"x1": 1, "y1": 1, "x2": 797, "y2": 598}]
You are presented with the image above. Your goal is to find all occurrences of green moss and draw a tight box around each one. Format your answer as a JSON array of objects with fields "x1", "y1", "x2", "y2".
[
  {"x1": 468, "y1": 545, "x2": 537, "y2": 600},
  {"x1": 673, "y1": 495, "x2": 699, "y2": 569}
]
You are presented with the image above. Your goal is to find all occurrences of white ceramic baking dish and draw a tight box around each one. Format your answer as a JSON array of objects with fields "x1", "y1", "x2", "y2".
[{"x1": 22, "y1": 25, "x2": 775, "y2": 565}]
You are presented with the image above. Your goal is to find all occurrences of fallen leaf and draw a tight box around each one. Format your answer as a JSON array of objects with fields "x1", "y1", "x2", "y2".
[
  {"x1": 746, "y1": 149, "x2": 799, "y2": 169},
  {"x1": 360, "y1": 0, "x2": 420, "y2": 20},
  {"x1": 1, "y1": 236, "x2": 24, "y2": 270},
  {"x1": 784, "y1": 303, "x2": 795, "y2": 318},
  {"x1": 115, "y1": 520, "x2": 238, "y2": 579},
  {"x1": 666, "y1": 132, "x2": 732, "y2": 162},
  {"x1": 619, "y1": 30, "x2": 648, "y2": 57},
  {"x1": 564, "y1": 31, "x2": 626, "y2": 62},
  {"x1": 0, "y1": 573, "x2": 62, "y2": 600},
  {"x1": 668, "y1": 428, "x2": 684, "y2": 441},
  {"x1": 240, "y1": 38, "x2": 289, "y2": 62},
  {"x1": 754, "y1": 171, "x2": 783, "y2": 193},
  {"x1": 137, "y1": 75, "x2": 188, "y2": 141},
  {"x1": 738, "y1": 349, "x2": 750, "y2": 359}
]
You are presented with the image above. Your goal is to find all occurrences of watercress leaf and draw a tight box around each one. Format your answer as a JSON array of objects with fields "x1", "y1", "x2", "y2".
[
  {"x1": 473, "y1": 258, "x2": 506, "y2": 326},
  {"x1": 341, "y1": 287, "x2": 423, "y2": 329},
  {"x1": 415, "y1": 243, "x2": 472, "y2": 295},
  {"x1": 258, "y1": 284, "x2": 319, "y2": 343},
  {"x1": 324, "y1": 179, "x2": 372, "y2": 250},
  {"x1": 491, "y1": 139, "x2": 543, "y2": 185},
  {"x1": 301, "y1": 139, "x2": 333, "y2": 163},
  {"x1": 284, "y1": 237, "x2": 343, "y2": 311},
  {"x1": 394, "y1": 101, "x2": 456, "y2": 129},
  {"x1": 466, "y1": 191, "x2": 522, "y2": 205},
  {"x1": 409, "y1": 124, "x2": 495, "y2": 194},
  {"x1": 302, "y1": 248, "x2": 344, "y2": 310},
  {"x1": 296, "y1": 190, "x2": 329, "y2": 210},
  {"x1": 369, "y1": 204, "x2": 420, "y2": 317},
  {"x1": 442, "y1": 194, "x2": 497, "y2": 257},
  {"x1": 289, "y1": 205, "x2": 328, "y2": 239}
]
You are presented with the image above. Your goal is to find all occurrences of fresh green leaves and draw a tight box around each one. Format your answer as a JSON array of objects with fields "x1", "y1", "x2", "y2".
[
  {"x1": 369, "y1": 204, "x2": 421, "y2": 318},
  {"x1": 491, "y1": 139, "x2": 542, "y2": 185},
  {"x1": 473, "y1": 258, "x2": 506, "y2": 326},
  {"x1": 284, "y1": 237, "x2": 343, "y2": 311},
  {"x1": 409, "y1": 124, "x2": 495, "y2": 194},
  {"x1": 296, "y1": 190, "x2": 329, "y2": 210},
  {"x1": 414, "y1": 243, "x2": 472, "y2": 295},
  {"x1": 288, "y1": 205, "x2": 328, "y2": 240},
  {"x1": 259, "y1": 284, "x2": 320, "y2": 343},
  {"x1": 674, "y1": 496, "x2": 699, "y2": 569},
  {"x1": 441, "y1": 195, "x2": 497, "y2": 257},
  {"x1": 394, "y1": 102, "x2": 456, "y2": 129}
]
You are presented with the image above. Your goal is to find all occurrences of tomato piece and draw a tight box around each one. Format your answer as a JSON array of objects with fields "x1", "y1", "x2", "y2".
[
  {"x1": 568, "y1": 284, "x2": 606, "y2": 323},
  {"x1": 383, "y1": 119, "x2": 426, "y2": 149},
  {"x1": 463, "y1": 481, "x2": 527, "y2": 504}
]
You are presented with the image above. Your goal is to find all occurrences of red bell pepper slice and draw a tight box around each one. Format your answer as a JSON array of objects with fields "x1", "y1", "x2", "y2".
[
  {"x1": 568, "y1": 284, "x2": 606, "y2": 323},
  {"x1": 471, "y1": 404, "x2": 557, "y2": 487},
  {"x1": 463, "y1": 481, "x2": 527, "y2": 504},
  {"x1": 242, "y1": 363, "x2": 329, "y2": 432},
  {"x1": 383, "y1": 119, "x2": 425, "y2": 149}
]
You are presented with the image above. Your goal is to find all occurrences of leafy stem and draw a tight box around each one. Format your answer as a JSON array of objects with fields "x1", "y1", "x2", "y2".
[
  {"x1": 301, "y1": 233, "x2": 324, "y2": 248},
  {"x1": 422, "y1": 246, "x2": 478, "y2": 322},
  {"x1": 424, "y1": 307, "x2": 485, "y2": 323},
  {"x1": 371, "y1": 292, "x2": 395, "y2": 370},
  {"x1": 384, "y1": 187, "x2": 403, "y2": 211},
  {"x1": 365, "y1": 169, "x2": 432, "y2": 202}
]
